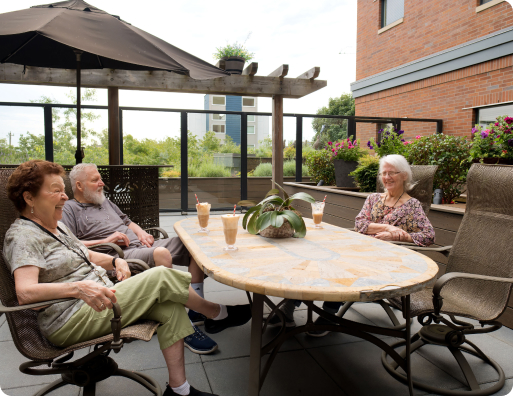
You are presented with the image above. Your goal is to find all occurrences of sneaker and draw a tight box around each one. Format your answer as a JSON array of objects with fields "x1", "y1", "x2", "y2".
[
  {"x1": 204, "y1": 304, "x2": 252, "y2": 334},
  {"x1": 188, "y1": 309, "x2": 207, "y2": 326},
  {"x1": 184, "y1": 325, "x2": 218, "y2": 354},
  {"x1": 164, "y1": 383, "x2": 218, "y2": 396},
  {"x1": 267, "y1": 312, "x2": 296, "y2": 328},
  {"x1": 306, "y1": 316, "x2": 337, "y2": 338}
]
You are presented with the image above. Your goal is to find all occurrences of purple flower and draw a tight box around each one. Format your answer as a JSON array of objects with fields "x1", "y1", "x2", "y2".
[
  {"x1": 508, "y1": 139, "x2": 513, "y2": 147},
  {"x1": 376, "y1": 142, "x2": 381, "y2": 148},
  {"x1": 471, "y1": 127, "x2": 478, "y2": 135},
  {"x1": 505, "y1": 117, "x2": 513, "y2": 125},
  {"x1": 401, "y1": 139, "x2": 405, "y2": 142},
  {"x1": 378, "y1": 129, "x2": 383, "y2": 134},
  {"x1": 481, "y1": 130, "x2": 489, "y2": 139},
  {"x1": 397, "y1": 130, "x2": 404, "y2": 136}
]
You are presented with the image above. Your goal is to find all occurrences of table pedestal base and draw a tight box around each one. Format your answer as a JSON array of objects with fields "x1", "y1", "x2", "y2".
[{"x1": 247, "y1": 293, "x2": 414, "y2": 396}]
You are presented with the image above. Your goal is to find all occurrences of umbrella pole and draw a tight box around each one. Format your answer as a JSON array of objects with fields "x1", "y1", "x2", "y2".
[{"x1": 74, "y1": 50, "x2": 83, "y2": 164}]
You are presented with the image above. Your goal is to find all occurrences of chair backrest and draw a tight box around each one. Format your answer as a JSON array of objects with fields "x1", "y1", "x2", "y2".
[
  {"x1": 0, "y1": 169, "x2": 63, "y2": 361},
  {"x1": 446, "y1": 164, "x2": 513, "y2": 320},
  {"x1": 377, "y1": 165, "x2": 438, "y2": 216}
]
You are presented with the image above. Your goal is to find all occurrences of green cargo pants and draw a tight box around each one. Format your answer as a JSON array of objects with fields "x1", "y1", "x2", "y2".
[{"x1": 47, "y1": 266, "x2": 194, "y2": 350}]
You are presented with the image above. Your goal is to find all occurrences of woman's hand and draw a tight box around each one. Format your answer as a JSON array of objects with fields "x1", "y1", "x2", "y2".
[
  {"x1": 113, "y1": 258, "x2": 131, "y2": 282},
  {"x1": 376, "y1": 225, "x2": 410, "y2": 242},
  {"x1": 74, "y1": 280, "x2": 117, "y2": 312}
]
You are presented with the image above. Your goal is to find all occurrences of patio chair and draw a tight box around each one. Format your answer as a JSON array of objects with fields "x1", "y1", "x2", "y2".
[
  {"x1": 0, "y1": 169, "x2": 162, "y2": 396},
  {"x1": 337, "y1": 165, "x2": 439, "y2": 326},
  {"x1": 382, "y1": 163, "x2": 513, "y2": 395}
]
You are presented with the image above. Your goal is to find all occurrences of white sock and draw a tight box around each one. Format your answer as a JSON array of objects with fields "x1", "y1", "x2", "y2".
[
  {"x1": 171, "y1": 380, "x2": 190, "y2": 395},
  {"x1": 191, "y1": 282, "x2": 204, "y2": 299},
  {"x1": 213, "y1": 304, "x2": 228, "y2": 321}
]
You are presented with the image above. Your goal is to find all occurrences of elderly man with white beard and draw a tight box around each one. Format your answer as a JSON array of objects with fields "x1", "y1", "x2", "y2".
[{"x1": 62, "y1": 163, "x2": 221, "y2": 355}]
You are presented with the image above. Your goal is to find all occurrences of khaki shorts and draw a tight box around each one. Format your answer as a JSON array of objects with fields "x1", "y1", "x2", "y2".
[{"x1": 47, "y1": 266, "x2": 194, "y2": 350}]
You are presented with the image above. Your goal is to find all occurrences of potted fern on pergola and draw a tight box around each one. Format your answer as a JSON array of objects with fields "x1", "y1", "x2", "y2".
[{"x1": 213, "y1": 41, "x2": 254, "y2": 75}]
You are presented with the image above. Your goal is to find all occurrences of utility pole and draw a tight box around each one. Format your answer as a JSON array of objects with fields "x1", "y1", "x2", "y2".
[{"x1": 7, "y1": 132, "x2": 14, "y2": 146}]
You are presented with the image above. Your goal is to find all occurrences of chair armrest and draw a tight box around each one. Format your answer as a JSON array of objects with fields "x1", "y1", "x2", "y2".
[
  {"x1": 145, "y1": 227, "x2": 169, "y2": 239},
  {"x1": 0, "y1": 298, "x2": 75, "y2": 313},
  {"x1": 89, "y1": 242, "x2": 125, "y2": 259},
  {"x1": 400, "y1": 244, "x2": 452, "y2": 257},
  {"x1": 126, "y1": 259, "x2": 151, "y2": 271}
]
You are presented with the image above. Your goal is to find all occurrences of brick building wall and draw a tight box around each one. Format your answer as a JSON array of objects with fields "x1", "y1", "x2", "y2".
[
  {"x1": 356, "y1": 54, "x2": 513, "y2": 143},
  {"x1": 357, "y1": 0, "x2": 513, "y2": 80}
]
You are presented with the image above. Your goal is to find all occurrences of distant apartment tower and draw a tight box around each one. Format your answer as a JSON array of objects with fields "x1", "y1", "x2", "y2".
[{"x1": 188, "y1": 95, "x2": 269, "y2": 149}]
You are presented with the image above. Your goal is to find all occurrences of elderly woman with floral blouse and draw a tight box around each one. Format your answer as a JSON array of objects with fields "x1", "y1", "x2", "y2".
[{"x1": 268, "y1": 154, "x2": 435, "y2": 336}]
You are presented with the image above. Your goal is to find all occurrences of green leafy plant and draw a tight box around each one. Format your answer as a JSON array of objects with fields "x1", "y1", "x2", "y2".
[
  {"x1": 213, "y1": 39, "x2": 254, "y2": 62},
  {"x1": 368, "y1": 126, "x2": 410, "y2": 157},
  {"x1": 325, "y1": 135, "x2": 365, "y2": 162},
  {"x1": 305, "y1": 149, "x2": 335, "y2": 185},
  {"x1": 349, "y1": 155, "x2": 380, "y2": 192},
  {"x1": 238, "y1": 183, "x2": 315, "y2": 238},
  {"x1": 469, "y1": 116, "x2": 513, "y2": 161},
  {"x1": 407, "y1": 134, "x2": 471, "y2": 204},
  {"x1": 252, "y1": 161, "x2": 309, "y2": 177}
]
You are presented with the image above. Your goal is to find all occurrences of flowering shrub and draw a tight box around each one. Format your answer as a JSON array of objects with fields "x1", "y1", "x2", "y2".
[
  {"x1": 367, "y1": 125, "x2": 411, "y2": 157},
  {"x1": 469, "y1": 116, "x2": 513, "y2": 161},
  {"x1": 325, "y1": 136, "x2": 365, "y2": 162},
  {"x1": 305, "y1": 149, "x2": 336, "y2": 186},
  {"x1": 407, "y1": 134, "x2": 471, "y2": 204}
]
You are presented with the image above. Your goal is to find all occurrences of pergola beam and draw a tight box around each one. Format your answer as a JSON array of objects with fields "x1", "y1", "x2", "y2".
[
  {"x1": 268, "y1": 64, "x2": 289, "y2": 78},
  {"x1": 242, "y1": 62, "x2": 258, "y2": 76},
  {"x1": 297, "y1": 67, "x2": 320, "y2": 81},
  {"x1": 0, "y1": 63, "x2": 326, "y2": 99}
]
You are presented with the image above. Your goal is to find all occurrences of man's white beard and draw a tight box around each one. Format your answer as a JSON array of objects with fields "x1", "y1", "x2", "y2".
[{"x1": 83, "y1": 187, "x2": 106, "y2": 205}]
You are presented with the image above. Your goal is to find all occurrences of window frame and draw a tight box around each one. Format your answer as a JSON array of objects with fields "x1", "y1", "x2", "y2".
[
  {"x1": 212, "y1": 124, "x2": 225, "y2": 133},
  {"x1": 212, "y1": 113, "x2": 226, "y2": 121},
  {"x1": 247, "y1": 125, "x2": 256, "y2": 135},
  {"x1": 476, "y1": 102, "x2": 513, "y2": 127},
  {"x1": 380, "y1": 0, "x2": 404, "y2": 31},
  {"x1": 247, "y1": 115, "x2": 256, "y2": 122},
  {"x1": 212, "y1": 96, "x2": 226, "y2": 106},
  {"x1": 242, "y1": 97, "x2": 256, "y2": 107}
]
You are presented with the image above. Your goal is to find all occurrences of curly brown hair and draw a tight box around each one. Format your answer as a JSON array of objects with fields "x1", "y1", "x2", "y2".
[{"x1": 7, "y1": 160, "x2": 65, "y2": 212}]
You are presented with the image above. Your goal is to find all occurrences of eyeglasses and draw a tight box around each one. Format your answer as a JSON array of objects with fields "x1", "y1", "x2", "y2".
[{"x1": 379, "y1": 171, "x2": 402, "y2": 177}]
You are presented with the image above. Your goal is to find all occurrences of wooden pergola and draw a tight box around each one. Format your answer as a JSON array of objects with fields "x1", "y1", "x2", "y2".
[{"x1": 0, "y1": 62, "x2": 326, "y2": 188}]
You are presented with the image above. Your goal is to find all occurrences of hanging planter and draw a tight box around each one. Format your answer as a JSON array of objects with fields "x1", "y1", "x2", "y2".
[{"x1": 213, "y1": 39, "x2": 254, "y2": 76}]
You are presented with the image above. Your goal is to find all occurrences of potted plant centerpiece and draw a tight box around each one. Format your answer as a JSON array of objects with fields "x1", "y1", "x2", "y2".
[
  {"x1": 213, "y1": 40, "x2": 254, "y2": 75},
  {"x1": 327, "y1": 136, "x2": 365, "y2": 187},
  {"x1": 238, "y1": 183, "x2": 315, "y2": 238},
  {"x1": 367, "y1": 125, "x2": 410, "y2": 158},
  {"x1": 469, "y1": 116, "x2": 513, "y2": 164}
]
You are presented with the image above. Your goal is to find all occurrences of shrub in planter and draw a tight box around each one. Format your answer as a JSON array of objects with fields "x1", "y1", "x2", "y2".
[
  {"x1": 253, "y1": 161, "x2": 309, "y2": 177},
  {"x1": 469, "y1": 116, "x2": 513, "y2": 162},
  {"x1": 188, "y1": 162, "x2": 231, "y2": 177},
  {"x1": 213, "y1": 42, "x2": 254, "y2": 62},
  {"x1": 407, "y1": 134, "x2": 471, "y2": 204},
  {"x1": 349, "y1": 155, "x2": 380, "y2": 192},
  {"x1": 325, "y1": 136, "x2": 365, "y2": 187},
  {"x1": 368, "y1": 126, "x2": 410, "y2": 157},
  {"x1": 305, "y1": 149, "x2": 335, "y2": 186}
]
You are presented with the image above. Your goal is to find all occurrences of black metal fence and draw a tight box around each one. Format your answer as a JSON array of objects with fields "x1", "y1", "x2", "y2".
[{"x1": 0, "y1": 101, "x2": 443, "y2": 212}]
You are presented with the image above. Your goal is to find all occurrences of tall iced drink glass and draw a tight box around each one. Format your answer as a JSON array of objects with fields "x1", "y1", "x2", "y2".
[
  {"x1": 196, "y1": 202, "x2": 211, "y2": 233},
  {"x1": 221, "y1": 214, "x2": 240, "y2": 251},
  {"x1": 311, "y1": 201, "x2": 325, "y2": 229}
]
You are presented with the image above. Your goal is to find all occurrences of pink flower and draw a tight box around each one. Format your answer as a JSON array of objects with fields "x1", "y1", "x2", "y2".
[
  {"x1": 328, "y1": 141, "x2": 332, "y2": 146},
  {"x1": 403, "y1": 141, "x2": 410, "y2": 146},
  {"x1": 415, "y1": 135, "x2": 421, "y2": 139},
  {"x1": 335, "y1": 142, "x2": 340, "y2": 147},
  {"x1": 331, "y1": 148, "x2": 335, "y2": 152}
]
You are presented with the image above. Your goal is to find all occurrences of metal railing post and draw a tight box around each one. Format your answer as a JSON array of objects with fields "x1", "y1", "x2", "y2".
[
  {"x1": 44, "y1": 105, "x2": 53, "y2": 162},
  {"x1": 295, "y1": 116, "x2": 303, "y2": 183},
  {"x1": 241, "y1": 113, "x2": 248, "y2": 201},
  {"x1": 181, "y1": 112, "x2": 188, "y2": 213},
  {"x1": 119, "y1": 109, "x2": 123, "y2": 164}
]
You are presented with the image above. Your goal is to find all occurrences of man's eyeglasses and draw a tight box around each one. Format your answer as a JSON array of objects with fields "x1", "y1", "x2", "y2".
[{"x1": 379, "y1": 171, "x2": 402, "y2": 177}]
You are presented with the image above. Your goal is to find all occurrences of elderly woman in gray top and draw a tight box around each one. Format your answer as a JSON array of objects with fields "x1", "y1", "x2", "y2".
[{"x1": 4, "y1": 160, "x2": 251, "y2": 396}]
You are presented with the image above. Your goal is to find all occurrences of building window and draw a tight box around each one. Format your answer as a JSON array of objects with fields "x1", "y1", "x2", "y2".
[
  {"x1": 476, "y1": 104, "x2": 513, "y2": 128},
  {"x1": 381, "y1": 0, "x2": 404, "y2": 28},
  {"x1": 480, "y1": 0, "x2": 494, "y2": 4},
  {"x1": 247, "y1": 145, "x2": 255, "y2": 149},
  {"x1": 213, "y1": 125, "x2": 225, "y2": 133},
  {"x1": 247, "y1": 126, "x2": 255, "y2": 134},
  {"x1": 212, "y1": 114, "x2": 226, "y2": 121},
  {"x1": 242, "y1": 97, "x2": 255, "y2": 107},
  {"x1": 212, "y1": 96, "x2": 225, "y2": 106},
  {"x1": 247, "y1": 115, "x2": 255, "y2": 122}
]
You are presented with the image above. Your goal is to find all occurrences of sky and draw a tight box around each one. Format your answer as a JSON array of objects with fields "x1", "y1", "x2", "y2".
[{"x1": 0, "y1": 0, "x2": 357, "y2": 146}]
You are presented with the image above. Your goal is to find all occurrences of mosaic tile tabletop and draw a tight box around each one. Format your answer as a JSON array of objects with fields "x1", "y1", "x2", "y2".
[{"x1": 175, "y1": 218, "x2": 439, "y2": 302}]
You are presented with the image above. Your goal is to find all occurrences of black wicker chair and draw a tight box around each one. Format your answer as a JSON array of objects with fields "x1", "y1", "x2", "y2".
[
  {"x1": 0, "y1": 169, "x2": 161, "y2": 396},
  {"x1": 382, "y1": 164, "x2": 513, "y2": 395}
]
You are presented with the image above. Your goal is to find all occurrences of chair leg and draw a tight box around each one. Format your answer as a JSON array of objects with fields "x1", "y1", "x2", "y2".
[
  {"x1": 449, "y1": 347, "x2": 480, "y2": 391},
  {"x1": 114, "y1": 368, "x2": 162, "y2": 396},
  {"x1": 32, "y1": 378, "x2": 69, "y2": 396},
  {"x1": 335, "y1": 301, "x2": 353, "y2": 317},
  {"x1": 83, "y1": 382, "x2": 96, "y2": 396}
]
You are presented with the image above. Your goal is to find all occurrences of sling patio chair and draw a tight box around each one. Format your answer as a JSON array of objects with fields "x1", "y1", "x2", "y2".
[
  {"x1": 382, "y1": 163, "x2": 513, "y2": 395},
  {"x1": 0, "y1": 169, "x2": 161, "y2": 396}
]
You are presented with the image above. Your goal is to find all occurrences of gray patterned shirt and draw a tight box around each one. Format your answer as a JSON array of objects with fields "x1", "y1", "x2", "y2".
[{"x1": 3, "y1": 219, "x2": 114, "y2": 338}]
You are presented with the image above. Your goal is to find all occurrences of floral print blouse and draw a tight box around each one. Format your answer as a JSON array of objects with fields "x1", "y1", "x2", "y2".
[{"x1": 355, "y1": 193, "x2": 435, "y2": 246}]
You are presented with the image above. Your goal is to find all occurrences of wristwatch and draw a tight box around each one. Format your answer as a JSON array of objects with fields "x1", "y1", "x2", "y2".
[{"x1": 112, "y1": 257, "x2": 117, "y2": 268}]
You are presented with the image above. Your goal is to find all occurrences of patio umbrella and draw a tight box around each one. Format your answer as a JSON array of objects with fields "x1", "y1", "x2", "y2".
[{"x1": 0, "y1": 0, "x2": 229, "y2": 163}]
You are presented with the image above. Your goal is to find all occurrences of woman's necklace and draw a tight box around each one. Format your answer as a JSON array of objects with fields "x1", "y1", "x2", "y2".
[{"x1": 383, "y1": 191, "x2": 405, "y2": 216}]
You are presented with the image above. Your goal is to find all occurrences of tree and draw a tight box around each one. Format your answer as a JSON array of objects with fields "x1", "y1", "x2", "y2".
[{"x1": 312, "y1": 93, "x2": 355, "y2": 148}]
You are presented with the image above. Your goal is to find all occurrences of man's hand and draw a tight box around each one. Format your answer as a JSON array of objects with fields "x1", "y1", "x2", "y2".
[
  {"x1": 74, "y1": 280, "x2": 117, "y2": 312},
  {"x1": 113, "y1": 258, "x2": 131, "y2": 282},
  {"x1": 137, "y1": 232, "x2": 154, "y2": 248},
  {"x1": 104, "y1": 231, "x2": 130, "y2": 247}
]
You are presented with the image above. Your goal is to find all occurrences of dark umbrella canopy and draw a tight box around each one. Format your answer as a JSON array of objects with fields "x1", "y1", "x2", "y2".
[
  {"x1": 0, "y1": 0, "x2": 228, "y2": 79},
  {"x1": 0, "y1": 0, "x2": 228, "y2": 163}
]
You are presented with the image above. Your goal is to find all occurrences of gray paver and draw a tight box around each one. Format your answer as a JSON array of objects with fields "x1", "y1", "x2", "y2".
[
  {"x1": 0, "y1": 314, "x2": 6, "y2": 327},
  {"x1": 425, "y1": 378, "x2": 513, "y2": 396},
  {"x1": 204, "y1": 350, "x2": 344, "y2": 396},
  {"x1": 0, "y1": 320, "x2": 13, "y2": 342},
  {"x1": 0, "y1": 383, "x2": 80, "y2": 396}
]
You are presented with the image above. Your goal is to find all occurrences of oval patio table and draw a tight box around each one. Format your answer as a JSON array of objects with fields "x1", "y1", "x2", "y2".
[{"x1": 175, "y1": 217, "x2": 439, "y2": 396}]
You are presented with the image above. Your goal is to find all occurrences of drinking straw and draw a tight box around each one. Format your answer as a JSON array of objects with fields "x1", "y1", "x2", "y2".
[
  {"x1": 195, "y1": 194, "x2": 200, "y2": 205},
  {"x1": 323, "y1": 195, "x2": 327, "y2": 204},
  {"x1": 233, "y1": 204, "x2": 237, "y2": 215}
]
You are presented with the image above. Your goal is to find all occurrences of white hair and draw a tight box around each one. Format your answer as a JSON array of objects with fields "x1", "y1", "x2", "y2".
[
  {"x1": 378, "y1": 154, "x2": 415, "y2": 191},
  {"x1": 69, "y1": 163, "x2": 98, "y2": 194}
]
